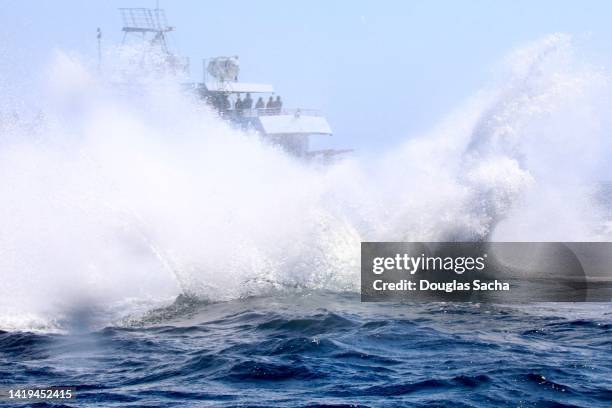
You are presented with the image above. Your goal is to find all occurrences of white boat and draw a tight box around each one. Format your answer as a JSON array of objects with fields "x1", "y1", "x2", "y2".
[{"x1": 116, "y1": 7, "x2": 350, "y2": 160}]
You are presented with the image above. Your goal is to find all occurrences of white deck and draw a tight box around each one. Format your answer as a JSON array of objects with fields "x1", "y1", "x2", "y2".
[{"x1": 258, "y1": 114, "x2": 332, "y2": 135}]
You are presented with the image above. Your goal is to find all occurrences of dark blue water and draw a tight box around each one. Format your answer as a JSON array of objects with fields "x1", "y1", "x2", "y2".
[{"x1": 1, "y1": 292, "x2": 610, "y2": 407}]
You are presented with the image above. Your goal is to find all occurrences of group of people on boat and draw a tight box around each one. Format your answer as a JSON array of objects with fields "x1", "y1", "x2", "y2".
[
  {"x1": 235, "y1": 93, "x2": 283, "y2": 115},
  {"x1": 207, "y1": 92, "x2": 283, "y2": 116}
]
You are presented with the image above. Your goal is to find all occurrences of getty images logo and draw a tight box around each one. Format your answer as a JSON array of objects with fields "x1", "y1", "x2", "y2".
[{"x1": 372, "y1": 253, "x2": 488, "y2": 275}]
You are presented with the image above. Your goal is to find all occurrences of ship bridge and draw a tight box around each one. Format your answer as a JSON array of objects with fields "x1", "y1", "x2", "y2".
[{"x1": 187, "y1": 55, "x2": 343, "y2": 158}]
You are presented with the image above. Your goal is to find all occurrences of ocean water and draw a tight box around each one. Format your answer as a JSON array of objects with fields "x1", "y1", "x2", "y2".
[
  {"x1": 1, "y1": 35, "x2": 612, "y2": 406},
  {"x1": 1, "y1": 293, "x2": 611, "y2": 407}
]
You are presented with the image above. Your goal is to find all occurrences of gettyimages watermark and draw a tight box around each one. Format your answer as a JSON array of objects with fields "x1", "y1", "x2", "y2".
[{"x1": 361, "y1": 242, "x2": 612, "y2": 302}]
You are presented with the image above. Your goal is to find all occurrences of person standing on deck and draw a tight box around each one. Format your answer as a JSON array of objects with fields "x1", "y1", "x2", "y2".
[
  {"x1": 274, "y1": 95, "x2": 283, "y2": 114},
  {"x1": 266, "y1": 96, "x2": 274, "y2": 115},
  {"x1": 235, "y1": 94, "x2": 243, "y2": 115},
  {"x1": 243, "y1": 93, "x2": 253, "y2": 110},
  {"x1": 255, "y1": 97, "x2": 265, "y2": 115}
]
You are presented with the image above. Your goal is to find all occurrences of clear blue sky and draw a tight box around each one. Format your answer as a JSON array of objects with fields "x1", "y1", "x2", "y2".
[{"x1": 2, "y1": 0, "x2": 612, "y2": 151}]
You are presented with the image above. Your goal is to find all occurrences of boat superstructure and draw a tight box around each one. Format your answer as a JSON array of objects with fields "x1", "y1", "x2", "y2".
[{"x1": 113, "y1": 7, "x2": 349, "y2": 160}]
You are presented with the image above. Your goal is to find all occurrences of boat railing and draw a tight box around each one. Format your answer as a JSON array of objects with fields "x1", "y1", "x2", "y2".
[{"x1": 223, "y1": 108, "x2": 323, "y2": 118}]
